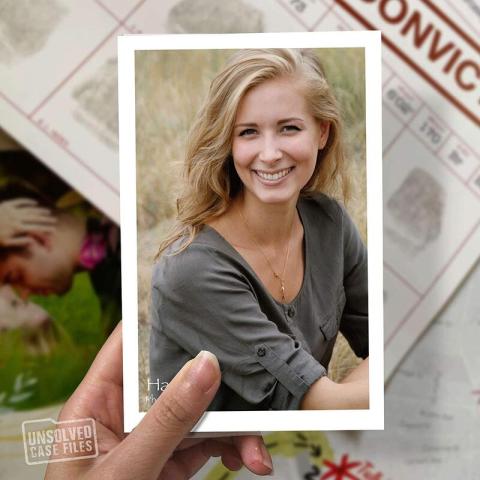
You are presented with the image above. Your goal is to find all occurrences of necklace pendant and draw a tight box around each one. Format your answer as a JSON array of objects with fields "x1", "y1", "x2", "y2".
[{"x1": 280, "y1": 282, "x2": 285, "y2": 302}]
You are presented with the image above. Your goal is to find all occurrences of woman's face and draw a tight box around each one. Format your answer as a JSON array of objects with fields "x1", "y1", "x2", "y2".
[{"x1": 231, "y1": 76, "x2": 329, "y2": 207}]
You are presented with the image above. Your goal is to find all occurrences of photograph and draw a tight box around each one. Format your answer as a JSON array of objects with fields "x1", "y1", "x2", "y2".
[
  {"x1": 119, "y1": 31, "x2": 383, "y2": 433},
  {"x1": 0, "y1": 149, "x2": 121, "y2": 412}
]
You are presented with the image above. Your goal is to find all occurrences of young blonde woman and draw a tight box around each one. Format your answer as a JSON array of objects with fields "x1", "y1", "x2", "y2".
[{"x1": 150, "y1": 49, "x2": 369, "y2": 411}]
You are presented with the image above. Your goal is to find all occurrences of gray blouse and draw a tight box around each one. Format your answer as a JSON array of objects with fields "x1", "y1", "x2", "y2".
[{"x1": 149, "y1": 193, "x2": 368, "y2": 410}]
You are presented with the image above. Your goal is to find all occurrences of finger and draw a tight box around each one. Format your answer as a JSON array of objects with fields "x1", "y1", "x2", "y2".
[
  {"x1": 233, "y1": 435, "x2": 273, "y2": 475},
  {"x1": 111, "y1": 351, "x2": 221, "y2": 479},
  {"x1": 160, "y1": 440, "x2": 242, "y2": 479},
  {"x1": 3, "y1": 236, "x2": 33, "y2": 247},
  {"x1": 174, "y1": 437, "x2": 209, "y2": 451},
  {"x1": 173, "y1": 436, "x2": 244, "y2": 469},
  {"x1": 17, "y1": 205, "x2": 52, "y2": 213},
  {"x1": 18, "y1": 210, "x2": 57, "y2": 223},
  {"x1": 22, "y1": 214, "x2": 58, "y2": 225},
  {"x1": 175, "y1": 435, "x2": 236, "y2": 451},
  {"x1": 6, "y1": 198, "x2": 39, "y2": 208},
  {"x1": 20, "y1": 224, "x2": 57, "y2": 233},
  {"x1": 221, "y1": 450, "x2": 244, "y2": 472}
]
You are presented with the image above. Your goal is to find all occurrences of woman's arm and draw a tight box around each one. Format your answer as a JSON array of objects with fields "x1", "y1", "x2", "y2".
[
  {"x1": 152, "y1": 246, "x2": 328, "y2": 410},
  {"x1": 300, "y1": 203, "x2": 370, "y2": 410},
  {"x1": 299, "y1": 358, "x2": 369, "y2": 410}
]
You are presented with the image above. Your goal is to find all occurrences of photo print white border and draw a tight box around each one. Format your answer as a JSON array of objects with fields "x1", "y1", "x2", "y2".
[{"x1": 119, "y1": 31, "x2": 384, "y2": 433}]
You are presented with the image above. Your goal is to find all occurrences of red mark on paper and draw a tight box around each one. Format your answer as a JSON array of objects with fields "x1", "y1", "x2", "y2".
[{"x1": 321, "y1": 454, "x2": 361, "y2": 480}]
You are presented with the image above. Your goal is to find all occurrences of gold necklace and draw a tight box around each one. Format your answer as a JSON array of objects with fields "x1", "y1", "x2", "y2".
[{"x1": 238, "y1": 207, "x2": 295, "y2": 303}]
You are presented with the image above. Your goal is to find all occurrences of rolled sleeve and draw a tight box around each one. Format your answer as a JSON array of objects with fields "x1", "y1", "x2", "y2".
[
  {"x1": 151, "y1": 244, "x2": 326, "y2": 410},
  {"x1": 253, "y1": 342, "x2": 326, "y2": 410}
]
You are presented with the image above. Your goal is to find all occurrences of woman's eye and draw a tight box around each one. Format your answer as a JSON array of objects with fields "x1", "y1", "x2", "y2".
[
  {"x1": 282, "y1": 125, "x2": 300, "y2": 133},
  {"x1": 239, "y1": 128, "x2": 257, "y2": 137}
]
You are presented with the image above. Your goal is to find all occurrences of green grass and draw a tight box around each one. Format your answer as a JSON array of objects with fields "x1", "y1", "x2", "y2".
[{"x1": 0, "y1": 273, "x2": 105, "y2": 411}]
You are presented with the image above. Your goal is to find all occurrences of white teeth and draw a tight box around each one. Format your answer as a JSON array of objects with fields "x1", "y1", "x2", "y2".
[{"x1": 255, "y1": 168, "x2": 291, "y2": 181}]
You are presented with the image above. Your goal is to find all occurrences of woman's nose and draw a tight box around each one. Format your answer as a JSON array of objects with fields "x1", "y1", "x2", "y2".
[{"x1": 258, "y1": 135, "x2": 282, "y2": 163}]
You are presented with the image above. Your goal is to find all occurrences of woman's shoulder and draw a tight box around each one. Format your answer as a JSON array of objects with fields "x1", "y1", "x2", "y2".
[
  {"x1": 299, "y1": 193, "x2": 363, "y2": 242},
  {"x1": 299, "y1": 192, "x2": 343, "y2": 224},
  {"x1": 151, "y1": 227, "x2": 240, "y2": 289}
]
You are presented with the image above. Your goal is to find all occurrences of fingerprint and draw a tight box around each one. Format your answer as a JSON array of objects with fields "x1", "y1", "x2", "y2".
[
  {"x1": 167, "y1": 0, "x2": 264, "y2": 34},
  {"x1": 0, "y1": 0, "x2": 67, "y2": 64},
  {"x1": 72, "y1": 58, "x2": 118, "y2": 149},
  {"x1": 386, "y1": 167, "x2": 445, "y2": 255}
]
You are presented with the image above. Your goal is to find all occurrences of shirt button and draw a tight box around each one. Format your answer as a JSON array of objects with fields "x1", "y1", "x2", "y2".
[
  {"x1": 287, "y1": 306, "x2": 296, "y2": 318},
  {"x1": 264, "y1": 381, "x2": 274, "y2": 393},
  {"x1": 257, "y1": 346, "x2": 266, "y2": 357}
]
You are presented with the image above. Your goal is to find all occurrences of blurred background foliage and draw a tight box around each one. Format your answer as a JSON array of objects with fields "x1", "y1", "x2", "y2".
[{"x1": 0, "y1": 273, "x2": 104, "y2": 411}]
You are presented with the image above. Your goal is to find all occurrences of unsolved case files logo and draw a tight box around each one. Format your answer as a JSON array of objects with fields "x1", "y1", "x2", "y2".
[{"x1": 22, "y1": 417, "x2": 98, "y2": 465}]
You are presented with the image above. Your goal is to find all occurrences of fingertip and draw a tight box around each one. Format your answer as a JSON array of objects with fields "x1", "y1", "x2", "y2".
[
  {"x1": 248, "y1": 453, "x2": 274, "y2": 476},
  {"x1": 186, "y1": 350, "x2": 221, "y2": 394},
  {"x1": 235, "y1": 436, "x2": 273, "y2": 476}
]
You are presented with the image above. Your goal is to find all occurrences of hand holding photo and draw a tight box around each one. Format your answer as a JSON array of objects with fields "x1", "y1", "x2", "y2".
[{"x1": 119, "y1": 31, "x2": 383, "y2": 433}]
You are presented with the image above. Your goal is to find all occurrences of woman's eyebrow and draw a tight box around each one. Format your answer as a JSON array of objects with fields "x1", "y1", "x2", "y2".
[
  {"x1": 278, "y1": 117, "x2": 304, "y2": 124},
  {"x1": 234, "y1": 118, "x2": 305, "y2": 128}
]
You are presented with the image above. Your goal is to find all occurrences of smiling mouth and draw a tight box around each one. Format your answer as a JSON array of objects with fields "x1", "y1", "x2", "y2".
[{"x1": 253, "y1": 167, "x2": 294, "y2": 182}]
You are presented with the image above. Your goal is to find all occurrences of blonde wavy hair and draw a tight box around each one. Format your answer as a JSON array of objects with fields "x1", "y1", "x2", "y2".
[{"x1": 156, "y1": 48, "x2": 349, "y2": 257}]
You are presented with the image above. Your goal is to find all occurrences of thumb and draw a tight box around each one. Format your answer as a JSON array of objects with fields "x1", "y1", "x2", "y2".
[{"x1": 111, "y1": 351, "x2": 220, "y2": 479}]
